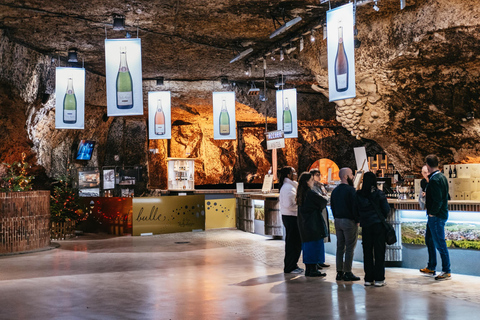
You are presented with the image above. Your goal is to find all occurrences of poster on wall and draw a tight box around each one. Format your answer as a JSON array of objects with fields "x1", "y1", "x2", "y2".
[
  {"x1": 105, "y1": 38, "x2": 143, "y2": 117},
  {"x1": 327, "y1": 2, "x2": 356, "y2": 102},
  {"x1": 55, "y1": 67, "x2": 85, "y2": 129},
  {"x1": 103, "y1": 169, "x2": 115, "y2": 190},
  {"x1": 276, "y1": 89, "x2": 298, "y2": 138},
  {"x1": 213, "y1": 92, "x2": 236, "y2": 140},
  {"x1": 148, "y1": 91, "x2": 171, "y2": 139}
]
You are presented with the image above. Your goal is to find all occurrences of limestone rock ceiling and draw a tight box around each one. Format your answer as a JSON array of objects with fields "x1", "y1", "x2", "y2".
[{"x1": 0, "y1": 0, "x2": 340, "y2": 81}]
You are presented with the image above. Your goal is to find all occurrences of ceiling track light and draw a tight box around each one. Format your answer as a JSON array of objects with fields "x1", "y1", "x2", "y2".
[
  {"x1": 400, "y1": 0, "x2": 406, "y2": 10},
  {"x1": 299, "y1": 37, "x2": 304, "y2": 52},
  {"x1": 269, "y1": 16, "x2": 302, "y2": 39},
  {"x1": 373, "y1": 1, "x2": 379, "y2": 11},
  {"x1": 113, "y1": 15, "x2": 125, "y2": 30},
  {"x1": 310, "y1": 30, "x2": 316, "y2": 43},
  {"x1": 67, "y1": 48, "x2": 78, "y2": 63},
  {"x1": 230, "y1": 48, "x2": 253, "y2": 64},
  {"x1": 280, "y1": 49, "x2": 284, "y2": 61}
]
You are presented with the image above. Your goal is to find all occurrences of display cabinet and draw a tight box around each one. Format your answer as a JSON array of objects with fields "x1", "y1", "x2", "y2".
[{"x1": 167, "y1": 158, "x2": 195, "y2": 191}]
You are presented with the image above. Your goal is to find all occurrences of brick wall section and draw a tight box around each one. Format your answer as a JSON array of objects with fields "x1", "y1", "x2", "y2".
[{"x1": 0, "y1": 191, "x2": 51, "y2": 253}]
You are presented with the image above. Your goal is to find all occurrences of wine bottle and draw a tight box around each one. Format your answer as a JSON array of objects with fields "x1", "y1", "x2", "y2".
[
  {"x1": 453, "y1": 165, "x2": 457, "y2": 178},
  {"x1": 63, "y1": 77, "x2": 77, "y2": 124},
  {"x1": 219, "y1": 99, "x2": 230, "y2": 135},
  {"x1": 448, "y1": 166, "x2": 452, "y2": 178},
  {"x1": 116, "y1": 46, "x2": 133, "y2": 109},
  {"x1": 154, "y1": 99, "x2": 165, "y2": 135},
  {"x1": 335, "y1": 26, "x2": 348, "y2": 92},
  {"x1": 283, "y1": 97, "x2": 293, "y2": 134}
]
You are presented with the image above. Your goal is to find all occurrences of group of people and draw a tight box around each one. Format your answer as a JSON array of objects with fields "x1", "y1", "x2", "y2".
[{"x1": 278, "y1": 154, "x2": 452, "y2": 287}]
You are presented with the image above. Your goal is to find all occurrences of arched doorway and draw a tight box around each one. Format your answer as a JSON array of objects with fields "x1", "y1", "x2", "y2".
[{"x1": 309, "y1": 159, "x2": 340, "y2": 184}]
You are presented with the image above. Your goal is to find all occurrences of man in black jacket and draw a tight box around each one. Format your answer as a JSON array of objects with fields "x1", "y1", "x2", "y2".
[
  {"x1": 331, "y1": 167, "x2": 360, "y2": 281},
  {"x1": 424, "y1": 154, "x2": 451, "y2": 281}
]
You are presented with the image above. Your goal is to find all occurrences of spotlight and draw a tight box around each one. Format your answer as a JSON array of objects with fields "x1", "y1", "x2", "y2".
[
  {"x1": 274, "y1": 75, "x2": 285, "y2": 88},
  {"x1": 373, "y1": 1, "x2": 379, "y2": 11},
  {"x1": 113, "y1": 15, "x2": 125, "y2": 30},
  {"x1": 280, "y1": 49, "x2": 284, "y2": 61},
  {"x1": 248, "y1": 82, "x2": 260, "y2": 96},
  {"x1": 220, "y1": 76, "x2": 229, "y2": 86},
  {"x1": 156, "y1": 77, "x2": 164, "y2": 86},
  {"x1": 400, "y1": 0, "x2": 406, "y2": 10},
  {"x1": 310, "y1": 30, "x2": 316, "y2": 43},
  {"x1": 67, "y1": 48, "x2": 78, "y2": 63},
  {"x1": 299, "y1": 37, "x2": 304, "y2": 52}
]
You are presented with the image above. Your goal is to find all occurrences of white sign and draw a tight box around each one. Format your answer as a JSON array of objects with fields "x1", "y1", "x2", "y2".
[
  {"x1": 354, "y1": 146, "x2": 369, "y2": 172},
  {"x1": 213, "y1": 92, "x2": 236, "y2": 140},
  {"x1": 276, "y1": 89, "x2": 298, "y2": 138},
  {"x1": 55, "y1": 67, "x2": 85, "y2": 129},
  {"x1": 148, "y1": 91, "x2": 171, "y2": 139},
  {"x1": 266, "y1": 130, "x2": 285, "y2": 150},
  {"x1": 327, "y1": 3, "x2": 356, "y2": 102},
  {"x1": 105, "y1": 39, "x2": 143, "y2": 116},
  {"x1": 262, "y1": 174, "x2": 274, "y2": 193}
]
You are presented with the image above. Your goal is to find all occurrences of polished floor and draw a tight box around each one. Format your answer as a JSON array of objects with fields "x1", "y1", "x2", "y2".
[{"x1": 1, "y1": 229, "x2": 480, "y2": 320}]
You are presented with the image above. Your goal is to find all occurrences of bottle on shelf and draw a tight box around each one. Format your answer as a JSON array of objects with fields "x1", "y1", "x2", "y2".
[
  {"x1": 116, "y1": 46, "x2": 134, "y2": 109},
  {"x1": 63, "y1": 77, "x2": 77, "y2": 124},
  {"x1": 219, "y1": 99, "x2": 230, "y2": 135},
  {"x1": 453, "y1": 165, "x2": 457, "y2": 178},
  {"x1": 283, "y1": 97, "x2": 293, "y2": 134},
  {"x1": 334, "y1": 25, "x2": 348, "y2": 92},
  {"x1": 449, "y1": 166, "x2": 453, "y2": 178}
]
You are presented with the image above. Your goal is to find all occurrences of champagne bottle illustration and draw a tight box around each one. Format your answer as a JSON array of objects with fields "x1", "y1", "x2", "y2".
[
  {"x1": 283, "y1": 97, "x2": 293, "y2": 134},
  {"x1": 219, "y1": 99, "x2": 230, "y2": 135},
  {"x1": 335, "y1": 26, "x2": 348, "y2": 92},
  {"x1": 63, "y1": 77, "x2": 77, "y2": 124},
  {"x1": 155, "y1": 99, "x2": 165, "y2": 135},
  {"x1": 116, "y1": 46, "x2": 133, "y2": 109}
]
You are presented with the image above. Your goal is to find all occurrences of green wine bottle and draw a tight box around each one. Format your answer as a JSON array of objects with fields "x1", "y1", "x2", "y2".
[
  {"x1": 283, "y1": 97, "x2": 292, "y2": 134},
  {"x1": 116, "y1": 46, "x2": 133, "y2": 109},
  {"x1": 63, "y1": 77, "x2": 77, "y2": 124},
  {"x1": 219, "y1": 100, "x2": 230, "y2": 135}
]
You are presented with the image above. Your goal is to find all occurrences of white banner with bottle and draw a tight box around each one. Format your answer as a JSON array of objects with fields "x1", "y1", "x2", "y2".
[
  {"x1": 327, "y1": 3, "x2": 356, "y2": 102},
  {"x1": 276, "y1": 88, "x2": 298, "y2": 138},
  {"x1": 55, "y1": 67, "x2": 85, "y2": 129},
  {"x1": 148, "y1": 91, "x2": 171, "y2": 139},
  {"x1": 212, "y1": 92, "x2": 236, "y2": 140},
  {"x1": 105, "y1": 39, "x2": 143, "y2": 116}
]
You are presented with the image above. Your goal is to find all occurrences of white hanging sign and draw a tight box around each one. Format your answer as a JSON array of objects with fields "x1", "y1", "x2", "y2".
[
  {"x1": 212, "y1": 92, "x2": 236, "y2": 140},
  {"x1": 105, "y1": 39, "x2": 143, "y2": 116},
  {"x1": 327, "y1": 3, "x2": 356, "y2": 102},
  {"x1": 55, "y1": 67, "x2": 85, "y2": 129},
  {"x1": 276, "y1": 88, "x2": 298, "y2": 138},
  {"x1": 148, "y1": 91, "x2": 172, "y2": 139}
]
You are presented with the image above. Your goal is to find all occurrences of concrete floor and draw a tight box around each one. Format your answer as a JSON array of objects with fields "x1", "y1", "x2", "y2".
[{"x1": 1, "y1": 229, "x2": 480, "y2": 320}]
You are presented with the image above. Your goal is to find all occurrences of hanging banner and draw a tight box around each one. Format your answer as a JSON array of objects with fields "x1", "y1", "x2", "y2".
[
  {"x1": 105, "y1": 38, "x2": 143, "y2": 116},
  {"x1": 55, "y1": 67, "x2": 85, "y2": 129},
  {"x1": 327, "y1": 3, "x2": 356, "y2": 102},
  {"x1": 276, "y1": 88, "x2": 298, "y2": 138},
  {"x1": 148, "y1": 91, "x2": 171, "y2": 139},
  {"x1": 213, "y1": 92, "x2": 236, "y2": 140}
]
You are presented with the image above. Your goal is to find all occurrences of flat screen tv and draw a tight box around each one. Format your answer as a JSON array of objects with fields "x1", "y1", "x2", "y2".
[{"x1": 76, "y1": 140, "x2": 95, "y2": 160}]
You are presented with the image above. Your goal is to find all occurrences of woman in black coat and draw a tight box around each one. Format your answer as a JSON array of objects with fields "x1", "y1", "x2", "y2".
[
  {"x1": 356, "y1": 172, "x2": 391, "y2": 287},
  {"x1": 296, "y1": 172, "x2": 328, "y2": 277}
]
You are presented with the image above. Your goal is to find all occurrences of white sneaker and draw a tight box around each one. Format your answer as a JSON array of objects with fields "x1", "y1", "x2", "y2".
[
  {"x1": 374, "y1": 280, "x2": 387, "y2": 287},
  {"x1": 364, "y1": 281, "x2": 373, "y2": 286}
]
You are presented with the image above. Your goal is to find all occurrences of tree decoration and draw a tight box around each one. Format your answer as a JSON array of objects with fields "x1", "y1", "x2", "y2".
[
  {"x1": 50, "y1": 174, "x2": 86, "y2": 222},
  {"x1": 1, "y1": 152, "x2": 34, "y2": 192}
]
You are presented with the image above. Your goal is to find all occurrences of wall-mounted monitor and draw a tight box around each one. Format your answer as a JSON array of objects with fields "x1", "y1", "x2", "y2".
[{"x1": 76, "y1": 140, "x2": 95, "y2": 160}]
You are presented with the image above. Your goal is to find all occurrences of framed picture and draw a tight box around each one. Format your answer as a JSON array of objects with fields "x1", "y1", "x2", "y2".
[{"x1": 78, "y1": 169, "x2": 100, "y2": 188}]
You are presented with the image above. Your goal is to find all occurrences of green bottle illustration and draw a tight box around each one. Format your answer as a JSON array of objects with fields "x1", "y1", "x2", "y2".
[
  {"x1": 219, "y1": 99, "x2": 230, "y2": 135},
  {"x1": 63, "y1": 77, "x2": 77, "y2": 124},
  {"x1": 116, "y1": 46, "x2": 133, "y2": 109},
  {"x1": 283, "y1": 97, "x2": 292, "y2": 134}
]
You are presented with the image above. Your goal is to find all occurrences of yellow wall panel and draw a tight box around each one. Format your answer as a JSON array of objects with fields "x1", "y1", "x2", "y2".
[{"x1": 205, "y1": 198, "x2": 236, "y2": 230}]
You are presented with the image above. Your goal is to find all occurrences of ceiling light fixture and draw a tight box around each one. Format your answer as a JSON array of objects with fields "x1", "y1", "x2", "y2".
[
  {"x1": 280, "y1": 49, "x2": 284, "y2": 61},
  {"x1": 248, "y1": 82, "x2": 260, "y2": 96},
  {"x1": 373, "y1": 1, "x2": 379, "y2": 11},
  {"x1": 400, "y1": 0, "x2": 406, "y2": 10},
  {"x1": 113, "y1": 15, "x2": 125, "y2": 30},
  {"x1": 310, "y1": 30, "x2": 316, "y2": 43},
  {"x1": 229, "y1": 48, "x2": 254, "y2": 64},
  {"x1": 269, "y1": 16, "x2": 302, "y2": 39},
  {"x1": 274, "y1": 75, "x2": 285, "y2": 88},
  {"x1": 299, "y1": 37, "x2": 304, "y2": 52},
  {"x1": 67, "y1": 48, "x2": 78, "y2": 63}
]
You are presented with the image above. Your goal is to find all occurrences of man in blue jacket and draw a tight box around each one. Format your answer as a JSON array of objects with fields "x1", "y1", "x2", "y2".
[{"x1": 423, "y1": 154, "x2": 451, "y2": 280}]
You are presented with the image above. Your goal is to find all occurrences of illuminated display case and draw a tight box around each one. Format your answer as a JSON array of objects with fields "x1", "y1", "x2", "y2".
[{"x1": 167, "y1": 158, "x2": 195, "y2": 191}]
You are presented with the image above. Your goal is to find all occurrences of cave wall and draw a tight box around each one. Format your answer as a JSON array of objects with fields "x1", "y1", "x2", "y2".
[{"x1": 302, "y1": 0, "x2": 480, "y2": 173}]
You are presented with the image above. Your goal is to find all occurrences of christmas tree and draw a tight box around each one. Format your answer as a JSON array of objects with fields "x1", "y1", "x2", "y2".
[
  {"x1": 1, "y1": 152, "x2": 34, "y2": 192},
  {"x1": 50, "y1": 175, "x2": 85, "y2": 222}
]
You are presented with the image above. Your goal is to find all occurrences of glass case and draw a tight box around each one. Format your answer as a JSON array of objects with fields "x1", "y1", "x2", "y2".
[{"x1": 167, "y1": 158, "x2": 195, "y2": 191}]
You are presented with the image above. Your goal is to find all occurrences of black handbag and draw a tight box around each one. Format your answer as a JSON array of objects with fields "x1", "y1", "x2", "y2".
[{"x1": 369, "y1": 197, "x2": 397, "y2": 245}]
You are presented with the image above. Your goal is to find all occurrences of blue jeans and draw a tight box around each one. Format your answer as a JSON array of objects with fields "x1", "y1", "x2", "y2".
[
  {"x1": 302, "y1": 239, "x2": 324, "y2": 264},
  {"x1": 427, "y1": 216, "x2": 451, "y2": 273}
]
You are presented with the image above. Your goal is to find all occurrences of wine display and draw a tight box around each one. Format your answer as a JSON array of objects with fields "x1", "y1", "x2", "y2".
[
  {"x1": 213, "y1": 91, "x2": 236, "y2": 140},
  {"x1": 55, "y1": 67, "x2": 85, "y2": 129}
]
